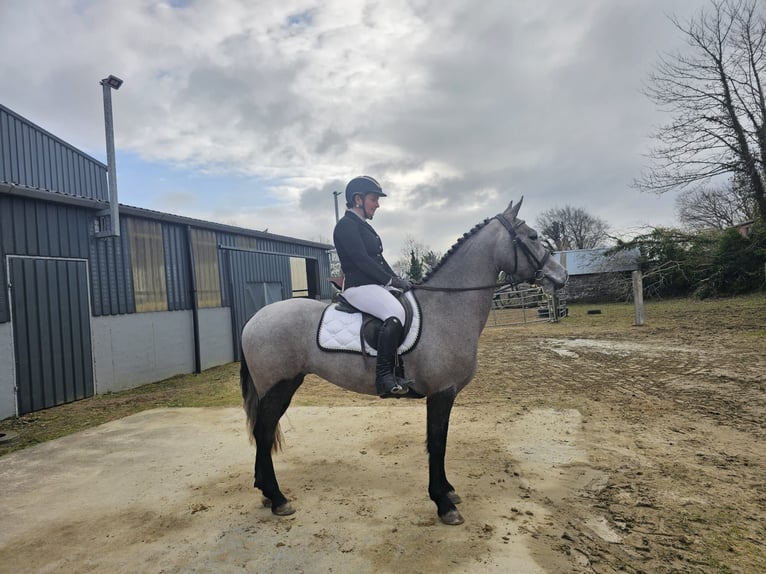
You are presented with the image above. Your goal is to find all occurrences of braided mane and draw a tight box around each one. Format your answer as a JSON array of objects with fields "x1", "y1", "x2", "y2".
[{"x1": 422, "y1": 217, "x2": 493, "y2": 282}]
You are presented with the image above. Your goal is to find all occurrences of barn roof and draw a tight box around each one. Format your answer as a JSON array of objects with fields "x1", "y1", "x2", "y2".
[{"x1": 552, "y1": 247, "x2": 639, "y2": 276}]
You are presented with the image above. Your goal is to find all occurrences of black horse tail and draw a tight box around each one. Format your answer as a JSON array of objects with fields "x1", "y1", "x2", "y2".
[{"x1": 240, "y1": 347, "x2": 284, "y2": 452}]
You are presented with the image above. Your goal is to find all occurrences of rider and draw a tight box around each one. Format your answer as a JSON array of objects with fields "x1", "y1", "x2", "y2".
[{"x1": 333, "y1": 175, "x2": 414, "y2": 398}]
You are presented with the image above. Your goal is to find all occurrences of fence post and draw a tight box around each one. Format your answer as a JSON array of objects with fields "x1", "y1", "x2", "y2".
[
  {"x1": 550, "y1": 293, "x2": 560, "y2": 323},
  {"x1": 632, "y1": 270, "x2": 644, "y2": 326}
]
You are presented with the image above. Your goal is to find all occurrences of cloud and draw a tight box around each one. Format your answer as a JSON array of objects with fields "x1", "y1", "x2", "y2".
[{"x1": 0, "y1": 0, "x2": 706, "y2": 257}]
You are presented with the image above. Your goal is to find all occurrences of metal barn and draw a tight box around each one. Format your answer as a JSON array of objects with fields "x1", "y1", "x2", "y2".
[{"x1": 0, "y1": 104, "x2": 333, "y2": 419}]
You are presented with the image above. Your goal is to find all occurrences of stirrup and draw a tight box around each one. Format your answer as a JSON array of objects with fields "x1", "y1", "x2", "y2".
[
  {"x1": 378, "y1": 378, "x2": 411, "y2": 398},
  {"x1": 387, "y1": 382, "x2": 409, "y2": 395}
]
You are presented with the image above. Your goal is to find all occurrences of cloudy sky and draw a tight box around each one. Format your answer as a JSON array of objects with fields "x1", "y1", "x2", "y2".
[{"x1": 0, "y1": 0, "x2": 708, "y2": 258}]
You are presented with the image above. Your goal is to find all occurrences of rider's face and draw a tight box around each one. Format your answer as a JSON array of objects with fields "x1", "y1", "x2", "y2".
[{"x1": 362, "y1": 194, "x2": 380, "y2": 218}]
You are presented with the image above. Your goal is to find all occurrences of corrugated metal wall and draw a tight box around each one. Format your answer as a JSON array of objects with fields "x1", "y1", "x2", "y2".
[
  {"x1": 89, "y1": 218, "x2": 134, "y2": 316},
  {"x1": 0, "y1": 195, "x2": 91, "y2": 323},
  {"x1": 9, "y1": 256, "x2": 94, "y2": 413},
  {"x1": 163, "y1": 224, "x2": 191, "y2": 311},
  {"x1": 255, "y1": 237, "x2": 333, "y2": 300},
  {"x1": 0, "y1": 193, "x2": 332, "y2": 327},
  {"x1": 217, "y1": 232, "x2": 238, "y2": 307},
  {"x1": 0, "y1": 104, "x2": 108, "y2": 200},
  {"x1": 225, "y1": 248, "x2": 294, "y2": 360}
]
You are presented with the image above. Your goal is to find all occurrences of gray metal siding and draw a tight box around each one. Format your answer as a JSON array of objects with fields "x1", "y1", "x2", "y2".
[
  {"x1": 0, "y1": 196, "x2": 333, "y2": 325},
  {"x1": 89, "y1": 218, "x2": 134, "y2": 316},
  {"x1": 0, "y1": 104, "x2": 108, "y2": 200},
  {"x1": 243, "y1": 237, "x2": 332, "y2": 300},
  {"x1": 9, "y1": 257, "x2": 94, "y2": 414},
  {"x1": 226, "y1": 249, "x2": 292, "y2": 360},
  {"x1": 217, "y1": 232, "x2": 238, "y2": 307},
  {"x1": 163, "y1": 224, "x2": 192, "y2": 311},
  {"x1": 0, "y1": 196, "x2": 92, "y2": 323},
  {"x1": 0, "y1": 195, "x2": 134, "y2": 321}
]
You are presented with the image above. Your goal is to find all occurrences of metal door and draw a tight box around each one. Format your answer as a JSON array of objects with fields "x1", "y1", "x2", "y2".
[
  {"x1": 9, "y1": 257, "x2": 94, "y2": 414},
  {"x1": 244, "y1": 282, "x2": 283, "y2": 320},
  {"x1": 224, "y1": 248, "x2": 292, "y2": 361}
]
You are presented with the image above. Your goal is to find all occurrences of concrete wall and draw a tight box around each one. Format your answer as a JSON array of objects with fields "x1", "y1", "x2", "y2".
[
  {"x1": 92, "y1": 307, "x2": 235, "y2": 395},
  {"x1": 0, "y1": 322, "x2": 15, "y2": 419},
  {"x1": 92, "y1": 311, "x2": 196, "y2": 394},
  {"x1": 198, "y1": 307, "x2": 234, "y2": 370},
  {"x1": 1, "y1": 307, "x2": 237, "y2": 419}
]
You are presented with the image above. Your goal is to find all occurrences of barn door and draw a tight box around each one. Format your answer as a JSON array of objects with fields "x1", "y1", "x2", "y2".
[
  {"x1": 224, "y1": 248, "x2": 292, "y2": 361},
  {"x1": 244, "y1": 282, "x2": 283, "y2": 319},
  {"x1": 8, "y1": 257, "x2": 94, "y2": 414}
]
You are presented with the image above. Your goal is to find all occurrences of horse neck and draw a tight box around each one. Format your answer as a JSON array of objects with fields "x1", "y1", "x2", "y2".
[{"x1": 420, "y1": 224, "x2": 502, "y2": 336}]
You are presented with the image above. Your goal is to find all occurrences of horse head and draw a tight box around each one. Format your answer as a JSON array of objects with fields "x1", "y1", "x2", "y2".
[{"x1": 496, "y1": 198, "x2": 568, "y2": 293}]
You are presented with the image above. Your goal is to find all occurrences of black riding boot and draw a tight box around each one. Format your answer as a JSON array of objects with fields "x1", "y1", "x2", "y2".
[{"x1": 375, "y1": 317, "x2": 412, "y2": 398}]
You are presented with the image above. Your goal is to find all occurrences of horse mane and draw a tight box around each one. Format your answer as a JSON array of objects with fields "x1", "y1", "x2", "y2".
[{"x1": 422, "y1": 217, "x2": 493, "y2": 283}]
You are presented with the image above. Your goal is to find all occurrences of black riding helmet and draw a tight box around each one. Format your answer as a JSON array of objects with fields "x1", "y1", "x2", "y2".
[{"x1": 345, "y1": 175, "x2": 387, "y2": 208}]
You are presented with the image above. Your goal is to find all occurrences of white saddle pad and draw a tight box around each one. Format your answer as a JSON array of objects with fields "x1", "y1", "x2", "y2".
[{"x1": 317, "y1": 291, "x2": 422, "y2": 356}]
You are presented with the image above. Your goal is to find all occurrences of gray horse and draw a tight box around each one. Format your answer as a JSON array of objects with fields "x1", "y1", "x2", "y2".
[{"x1": 240, "y1": 199, "x2": 568, "y2": 525}]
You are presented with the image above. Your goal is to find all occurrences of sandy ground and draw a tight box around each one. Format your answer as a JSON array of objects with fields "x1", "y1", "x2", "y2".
[
  {"x1": 1, "y1": 305, "x2": 764, "y2": 573},
  {"x1": 0, "y1": 405, "x2": 595, "y2": 573}
]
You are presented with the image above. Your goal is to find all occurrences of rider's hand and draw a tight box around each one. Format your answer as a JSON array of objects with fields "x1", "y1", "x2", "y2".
[{"x1": 390, "y1": 277, "x2": 413, "y2": 292}]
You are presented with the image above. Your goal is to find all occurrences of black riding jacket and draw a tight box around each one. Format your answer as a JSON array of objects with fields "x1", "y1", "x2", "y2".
[{"x1": 333, "y1": 210, "x2": 397, "y2": 288}]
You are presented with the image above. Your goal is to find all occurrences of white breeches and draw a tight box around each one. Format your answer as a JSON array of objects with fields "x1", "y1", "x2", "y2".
[{"x1": 342, "y1": 284, "x2": 405, "y2": 323}]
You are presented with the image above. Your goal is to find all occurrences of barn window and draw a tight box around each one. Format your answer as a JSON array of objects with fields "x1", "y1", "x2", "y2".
[
  {"x1": 290, "y1": 257, "x2": 309, "y2": 297},
  {"x1": 190, "y1": 228, "x2": 222, "y2": 308},
  {"x1": 126, "y1": 218, "x2": 168, "y2": 312}
]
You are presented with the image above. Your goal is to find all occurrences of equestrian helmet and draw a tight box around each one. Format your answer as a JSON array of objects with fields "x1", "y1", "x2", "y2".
[{"x1": 345, "y1": 175, "x2": 387, "y2": 207}]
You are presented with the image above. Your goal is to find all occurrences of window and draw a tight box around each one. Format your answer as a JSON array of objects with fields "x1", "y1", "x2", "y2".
[
  {"x1": 127, "y1": 218, "x2": 168, "y2": 312},
  {"x1": 190, "y1": 228, "x2": 222, "y2": 308}
]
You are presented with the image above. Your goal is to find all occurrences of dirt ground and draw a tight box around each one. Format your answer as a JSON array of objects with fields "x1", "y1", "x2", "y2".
[{"x1": 0, "y1": 297, "x2": 764, "y2": 573}]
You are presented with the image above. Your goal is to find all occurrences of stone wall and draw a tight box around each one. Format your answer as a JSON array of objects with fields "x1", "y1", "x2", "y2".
[{"x1": 562, "y1": 272, "x2": 633, "y2": 304}]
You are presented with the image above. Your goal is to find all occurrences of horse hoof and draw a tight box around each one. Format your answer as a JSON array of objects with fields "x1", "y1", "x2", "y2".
[
  {"x1": 261, "y1": 497, "x2": 272, "y2": 508},
  {"x1": 440, "y1": 509, "x2": 464, "y2": 525},
  {"x1": 447, "y1": 491, "x2": 462, "y2": 505},
  {"x1": 272, "y1": 502, "x2": 296, "y2": 516}
]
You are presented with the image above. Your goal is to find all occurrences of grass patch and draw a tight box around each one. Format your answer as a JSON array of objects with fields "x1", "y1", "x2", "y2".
[{"x1": 0, "y1": 363, "x2": 242, "y2": 456}]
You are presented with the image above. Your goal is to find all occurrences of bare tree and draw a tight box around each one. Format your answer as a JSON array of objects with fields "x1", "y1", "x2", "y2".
[
  {"x1": 636, "y1": 0, "x2": 766, "y2": 224},
  {"x1": 676, "y1": 176, "x2": 757, "y2": 230},
  {"x1": 393, "y1": 234, "x2": 442, "y2": 278},
  {"x1": 536, "y1": 206, "x2": 610, "y2": 251}
]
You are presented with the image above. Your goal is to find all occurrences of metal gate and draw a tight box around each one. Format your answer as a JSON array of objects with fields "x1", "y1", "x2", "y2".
[
  {"x1": 487, "y1": 285, "x2": 567, "y2": 327},
  {"x1": 8, "y1": 256, "x2": 94, "y2": 414}
]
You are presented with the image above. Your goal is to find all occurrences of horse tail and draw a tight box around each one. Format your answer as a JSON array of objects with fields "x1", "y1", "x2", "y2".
[
  {"x1": 240, "y1": 351, "x2": 257, "y2": 443},
  {"x1": 240, "y1": 346, "x2": 284, "y2": 452}
]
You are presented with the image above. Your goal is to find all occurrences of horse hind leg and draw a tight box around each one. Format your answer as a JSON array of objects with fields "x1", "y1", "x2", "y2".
[
  {"x1": 427, "y1": 386, "x2": 464, "y2": 525},
  {"x1": 244, "y1": 372, "x2": 304, "y2": 516}
]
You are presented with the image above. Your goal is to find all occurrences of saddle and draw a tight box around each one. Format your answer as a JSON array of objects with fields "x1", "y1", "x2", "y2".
[{"x1": 316, "y1": 290, "x2": 422, "y2": 356}]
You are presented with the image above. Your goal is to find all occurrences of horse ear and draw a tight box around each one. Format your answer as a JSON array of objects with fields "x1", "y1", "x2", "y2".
[{"x1": 504, "y1": 196, "x2": 523, "y2": 220}]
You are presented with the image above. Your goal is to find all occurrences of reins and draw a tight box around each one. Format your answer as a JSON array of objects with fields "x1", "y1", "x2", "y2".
[
  {"x1": 411, "y1": 280, "x2": 514, "y2": 293},
  {"x1": 410, "y1": 213, "x2": 551, "y2": 293}
]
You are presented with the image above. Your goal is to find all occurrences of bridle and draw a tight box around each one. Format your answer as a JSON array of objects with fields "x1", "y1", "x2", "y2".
[
  {"x1": 412, "y1": 213, "x2": 552, "y2": 293},
  {"x1": 492, "y1": 213, "x2": 551, "y2": 284}
]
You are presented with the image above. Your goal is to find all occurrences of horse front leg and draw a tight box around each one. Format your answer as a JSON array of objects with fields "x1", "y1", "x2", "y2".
[
  {"x1": 427, "y1": 386, "x2": 464, "y2": 525},
  {"x1": 253, "y1": 375, "x2": 303, "y2": 516}
]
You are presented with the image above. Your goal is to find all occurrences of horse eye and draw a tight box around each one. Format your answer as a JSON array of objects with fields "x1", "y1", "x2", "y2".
[{"x1": 529, "y1": 232, "x2": 538, "y2": 240}]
